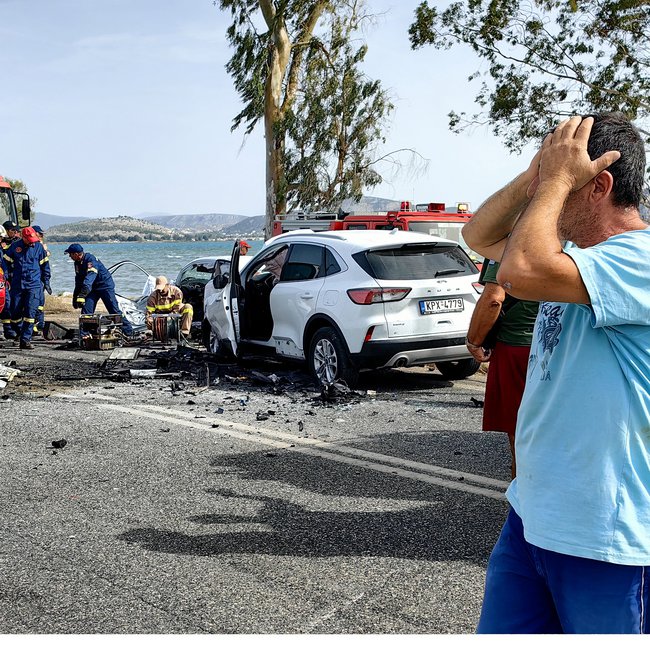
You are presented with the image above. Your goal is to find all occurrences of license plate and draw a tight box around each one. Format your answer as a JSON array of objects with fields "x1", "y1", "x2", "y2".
[{"x1": 419, "y1": 298, "x2": 464, "y2": 315}]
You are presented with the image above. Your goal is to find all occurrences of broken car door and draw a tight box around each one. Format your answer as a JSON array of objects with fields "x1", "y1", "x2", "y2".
[{"x1": 209, "y1": 243, "x2": 241, "y2": 356}]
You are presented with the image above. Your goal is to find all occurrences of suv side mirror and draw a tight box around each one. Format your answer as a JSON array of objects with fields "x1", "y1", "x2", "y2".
[{"x1": 213, "y1": 272, "x2": 229, "y2": 290}]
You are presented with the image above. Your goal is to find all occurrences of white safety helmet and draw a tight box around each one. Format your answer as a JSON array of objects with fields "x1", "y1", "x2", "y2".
[{"x1": 0, "y1": 225, "x2": 6, "y2": 238}]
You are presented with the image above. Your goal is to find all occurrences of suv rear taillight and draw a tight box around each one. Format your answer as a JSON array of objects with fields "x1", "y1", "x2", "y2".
[
  {"x1": 472, "y1": 282, "x2": 484, "y2": 294},
  {"x1": 347, "y1": 287, "x2": 411, "y2": 304}
]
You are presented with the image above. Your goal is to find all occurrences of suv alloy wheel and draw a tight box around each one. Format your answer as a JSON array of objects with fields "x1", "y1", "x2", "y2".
[{"x1": 308, "y1": 326, "x2": 359, "y2": 387}]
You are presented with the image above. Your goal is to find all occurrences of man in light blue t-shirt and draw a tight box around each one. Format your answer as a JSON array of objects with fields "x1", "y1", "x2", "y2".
[{"x1": 462, "y1": 112, "x2": 650, "y2": 634}]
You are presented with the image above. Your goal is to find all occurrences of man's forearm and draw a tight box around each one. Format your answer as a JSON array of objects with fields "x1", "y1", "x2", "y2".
[
  {"x1": 462, "y1": 171, "x2": 533, "y2": 255},
  {"x1": 497, "y1": 180, "x2": 569, "y2": 298},
  {"x1": 468, "y1": 279, "x2": 505, "y2": 341}
]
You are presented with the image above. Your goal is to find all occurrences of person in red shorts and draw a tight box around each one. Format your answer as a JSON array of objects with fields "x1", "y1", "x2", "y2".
[{"x1": 465, "y1": 259, "x2": 539, "y2": 478}]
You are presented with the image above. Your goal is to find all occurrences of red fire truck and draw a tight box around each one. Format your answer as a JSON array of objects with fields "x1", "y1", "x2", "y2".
[
  {"x1": 272, "y1": 200, "x2": 481, "y2": 266},
  {"x1": 0, "y1": 175, "x2": 31, "y2": 228}
]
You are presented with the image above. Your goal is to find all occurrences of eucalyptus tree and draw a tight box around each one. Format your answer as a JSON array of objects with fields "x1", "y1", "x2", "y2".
[{"x1": 218, "y1": 0, "x2": 393, "y2": 236}]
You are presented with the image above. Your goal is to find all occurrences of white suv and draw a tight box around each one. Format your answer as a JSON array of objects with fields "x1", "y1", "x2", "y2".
[{"x1": 203, "y1": 230, "x2": 482, "y2": 386}]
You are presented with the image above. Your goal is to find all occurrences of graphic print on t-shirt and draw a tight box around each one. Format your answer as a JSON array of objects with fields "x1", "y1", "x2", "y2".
[{"x1": 528, "y1": 302, "x2": 566, "y2": 381}]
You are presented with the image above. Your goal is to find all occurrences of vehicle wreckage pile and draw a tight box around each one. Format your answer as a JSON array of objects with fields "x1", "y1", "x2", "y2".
[{"x1": 0, "y1": 327, "x2": 371, "y2": 411}]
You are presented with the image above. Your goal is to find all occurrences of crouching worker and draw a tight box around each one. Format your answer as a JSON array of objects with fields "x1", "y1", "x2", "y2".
[
  {"x1": 146, "y1": 276, "x2": 193, "y2": 337},
  {"x1": 65, "y1": 243, "x2": 133, "y2": 338}
]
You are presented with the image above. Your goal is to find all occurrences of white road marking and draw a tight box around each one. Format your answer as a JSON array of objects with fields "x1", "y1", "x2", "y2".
[{"x1": 61, "y1": 393, "x2": 508, "y2": 501}]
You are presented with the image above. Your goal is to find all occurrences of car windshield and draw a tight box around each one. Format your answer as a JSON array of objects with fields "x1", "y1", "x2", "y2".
[
  {"x1": 355, "y1": 244, "x2": 476, "y2": 280},
  {"x1": 0, "y1": 188, "x2": 16, "y2": 222},
  {"x1": 181, "y1": 263, "x2": 215, "y2": 284}
]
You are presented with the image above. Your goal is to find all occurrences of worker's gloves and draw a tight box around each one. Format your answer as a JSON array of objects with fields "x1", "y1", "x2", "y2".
[
  {"x1": 73, "y1": 297, "x2": 85, "y2": 309},
  {"x1": 44, "y1": 283, "x2": 52, "y2": 295}
]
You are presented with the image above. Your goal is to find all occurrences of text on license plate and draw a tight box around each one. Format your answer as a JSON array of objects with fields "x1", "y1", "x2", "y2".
[{"x1": 419, "y1": 298, "x2": 464, "y2": 315}]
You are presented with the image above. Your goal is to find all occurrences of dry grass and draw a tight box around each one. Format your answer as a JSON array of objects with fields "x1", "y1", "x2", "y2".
[
  {"x1": 45, "y1": 294, "x2": 76, "y2": 314},
  {"x1": 44, "y1": 294, "x2": 109, "y2": 328}
]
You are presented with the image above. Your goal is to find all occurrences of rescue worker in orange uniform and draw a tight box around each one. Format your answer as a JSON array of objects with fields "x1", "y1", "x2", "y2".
[{"x1": 145, "y1": 276, "x2": 193, "y2": 337}]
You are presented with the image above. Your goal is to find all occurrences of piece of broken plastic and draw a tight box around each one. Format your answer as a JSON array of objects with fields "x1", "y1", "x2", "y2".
[{"x1": 129, "y1": 369, "x2": 157, "y2": 378}]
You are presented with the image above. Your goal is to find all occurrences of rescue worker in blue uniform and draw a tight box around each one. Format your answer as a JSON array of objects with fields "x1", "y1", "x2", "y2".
[
  {"x1": 64, "y1": 244, "x2": 133, "y2": 338},
  {"x1": 0, "y1": 225, "x2": 8, "y2": 330},
  {"x1": 0, "y1": 220, "x2": 20, "y2": 340},
  {"x1": 32, "y1": 225, "x2": 48, "y2": 337},
  {"x1": 3, "y1": 226, "x2": 51, "y2": 349}
]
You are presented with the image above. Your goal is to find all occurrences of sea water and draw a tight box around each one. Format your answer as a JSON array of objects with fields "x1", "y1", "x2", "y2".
[{"x1": 46, "y1": 240, "x2": 263, "y2": 296}]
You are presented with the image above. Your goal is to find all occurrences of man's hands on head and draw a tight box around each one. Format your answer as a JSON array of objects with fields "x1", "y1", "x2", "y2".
[{"x1": 537, "y1": 117, "x2": 620, "y2": 194}]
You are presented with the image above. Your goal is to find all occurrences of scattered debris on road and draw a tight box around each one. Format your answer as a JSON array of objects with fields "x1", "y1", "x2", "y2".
[{"x1": 0, "y1": 363, "x2": 21, "y2": 390}]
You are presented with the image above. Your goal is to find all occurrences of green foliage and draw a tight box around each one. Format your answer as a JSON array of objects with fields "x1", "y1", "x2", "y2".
[
  {"x1": 283, "y1": 8, "x2": 393, "y2": 211},
  {"x1": 218, "y1": 0, "x2": 393, "y2": 220},
  {"x1": 409, "y1": 0, "x2": 650, "y2": 153},
  {"x1": 219, "y1": 0, "x2": 272, "y2": 135}
]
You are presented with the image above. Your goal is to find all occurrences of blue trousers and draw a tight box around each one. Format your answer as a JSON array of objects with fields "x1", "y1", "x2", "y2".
[
  {"x1": 36, "y1": 284, "x2": 45, "y2": 332},
  {"x1": 477, "y1": 508, "x2": 649, "y2": 634},
  {"x1": 10, "y1": 287, "x2": 40, "y2": 343},
  {"x1": 80, "y1": 288, "x2": 133, "y2": 336}
]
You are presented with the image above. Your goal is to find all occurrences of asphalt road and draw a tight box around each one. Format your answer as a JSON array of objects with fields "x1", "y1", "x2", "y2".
[{"x1": 0, "y1": 339, "x2": 510, "y2": 634}]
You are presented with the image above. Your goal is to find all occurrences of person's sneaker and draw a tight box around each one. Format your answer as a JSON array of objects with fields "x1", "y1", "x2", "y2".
[{"x1": 19, "y1": 340, "x2": 34, "y2": 350}]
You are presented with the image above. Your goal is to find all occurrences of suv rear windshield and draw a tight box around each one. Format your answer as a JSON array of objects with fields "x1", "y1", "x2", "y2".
[{"x1": 353, "y1": 244, "x2": 477, "y2": 280}]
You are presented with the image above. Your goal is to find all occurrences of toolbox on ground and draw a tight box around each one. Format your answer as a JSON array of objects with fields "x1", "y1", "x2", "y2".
[{"x1": 79, "y1": 314, "x2": 123, "y2": 351}]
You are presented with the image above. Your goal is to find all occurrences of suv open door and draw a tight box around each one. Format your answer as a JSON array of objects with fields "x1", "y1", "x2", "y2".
[{"x1": 207, "y1": 241, "x2": 242, "y2": 356}]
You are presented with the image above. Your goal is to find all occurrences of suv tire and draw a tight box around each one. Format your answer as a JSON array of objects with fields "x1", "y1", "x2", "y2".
[
  {"x1": 308, "y1": 326, "x2": 359, "y2": 387},
  {"x1": 203, "y1": 319, "x2": 235, "y2": 359},
  {"x1": 436, "y1": 358, "x2": 480, "y2": 380}
]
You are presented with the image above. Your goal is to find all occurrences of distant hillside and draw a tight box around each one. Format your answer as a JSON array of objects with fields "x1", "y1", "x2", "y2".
[
  {"x1": 342, "y1": 196, "x2": 400, "y2": 213},
  {"x1": 33, "y1": 195, "x2": 409, "y2": 238},
  {"x1": 46, "y1": 216, "x2": 176, "y2": 242},
  {"x1": 133, "y1": 211, "x2": 172, "y2": 219},
  {"x1": 144, "y1": 213, "x2": 248, "y2": 231},
  {"x1": 221, "y1": 215, "x2": 265, "y2": 236},
  {"x1": 33, "y1": 212, "x2": 92, "y2": 229}
]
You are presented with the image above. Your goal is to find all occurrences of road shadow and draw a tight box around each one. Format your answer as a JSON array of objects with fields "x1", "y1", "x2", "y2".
[{"x1": 118, "y1": 446, "x2": 507, "y2": 564}]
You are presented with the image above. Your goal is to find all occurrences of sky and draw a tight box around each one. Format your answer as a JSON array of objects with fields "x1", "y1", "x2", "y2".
[{"x1": 0, "y1": 0, "x2": 537, "y2": 218}]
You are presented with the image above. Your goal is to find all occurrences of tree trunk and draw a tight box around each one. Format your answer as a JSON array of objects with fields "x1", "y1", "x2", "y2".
[
  {"x1": 261, "y1": 0, "x2": 290, "y2": 239},
  {"x1": 260, "y1": 0, "x2": 328, "y2": 238}
]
